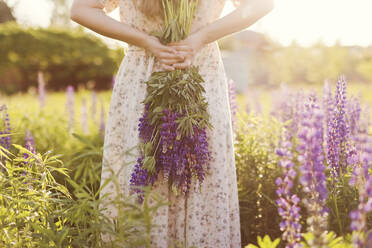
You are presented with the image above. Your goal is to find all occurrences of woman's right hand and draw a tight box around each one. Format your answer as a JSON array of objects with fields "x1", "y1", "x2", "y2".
[{"x1": 143, "y1": 35, "x2": 185, "y2": 71}]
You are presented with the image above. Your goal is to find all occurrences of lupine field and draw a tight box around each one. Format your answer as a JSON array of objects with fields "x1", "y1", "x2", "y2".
[{"x1": 0, "y1": 72, "x2": 372, "y2": 248}]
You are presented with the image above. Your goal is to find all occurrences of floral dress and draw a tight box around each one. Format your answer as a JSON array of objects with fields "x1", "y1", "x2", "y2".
[{"x1": 98, "y1": 0, "x2": 241, "y2": 247}]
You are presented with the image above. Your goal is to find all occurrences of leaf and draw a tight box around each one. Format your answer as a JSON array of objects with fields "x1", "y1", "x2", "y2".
[
  {"x1": 143, "y1": 156, "x2": 156, "y2": 174},
  {"x1": 153, "y1": 106, "x2": 163, "y2": 113},
  {"x1": 144, "y1": 142, "x2": 153, "y2": 155}
]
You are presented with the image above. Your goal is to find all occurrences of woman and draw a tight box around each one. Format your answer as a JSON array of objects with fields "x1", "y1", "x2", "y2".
[{"x1": 70, "y1": 0, "x2": 273, "y2": 247}]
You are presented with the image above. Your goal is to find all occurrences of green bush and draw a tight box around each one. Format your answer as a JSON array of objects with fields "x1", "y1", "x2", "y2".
[
  {"x1": 0, "y1": 138, "x2": 170, "y2": 247},
  {"x1": 234, "y1": 111, "x2": 285, "y2": 244},
  {"x1": 0, "y1": 22, "x2": 124, "y2": 94},
  {"x1": 234, "y1": 110, "x2": 371, "y2": 246}
]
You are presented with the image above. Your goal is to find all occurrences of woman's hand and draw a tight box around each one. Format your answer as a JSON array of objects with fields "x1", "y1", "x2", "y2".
[
  {"x1": 143, "y1": 35, "x2": 186, "y2": 71},
  {"x1": 166, "y1": 31, "x2": 206, "y2": 69}
]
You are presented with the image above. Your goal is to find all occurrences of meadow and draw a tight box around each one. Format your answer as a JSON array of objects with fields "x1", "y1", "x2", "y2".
[{"x1": 0, "y1": 76, "x2": 372, "y2": 248}]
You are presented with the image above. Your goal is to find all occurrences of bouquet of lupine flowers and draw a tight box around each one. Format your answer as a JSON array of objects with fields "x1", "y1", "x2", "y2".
[{"x1": 129, "y1": 0, "x2": 213, "y2": 204}]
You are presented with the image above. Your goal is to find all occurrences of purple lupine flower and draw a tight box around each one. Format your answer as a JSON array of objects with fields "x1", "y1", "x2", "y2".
[
  {"x1": 130, "y1": 104, "x2": 160, "y2": 203},
  {"x1": 91, "y1": 90, "x2": 97, "y2": 124},
  {"x1": 227, "y1": 78, "x2": 238, "y2": 131},
  {"x1": 326, "y1": 76, "x2": 352, "y2": 182},
  {"x1": 138, "y1": 103, "x2": 155, "y2": 142},
  {"x1": 275, "y1": 130, "x2": 302, "y2": 248},
  {"x1": 99, "y1": 99, "x2": 105, "y2": 137},
  {"x1": 158, "y1": 108, "x2": 211, "y2": 195},
  {"x1": 24, "y1": 130, "x2": 36, "y2": 155},
  {"x1": 297, "y1": 94, "x2": 329, "y2": 247},
  {"x1": 0, "y1": 104, "x2": 9, "y2": 149},
  {"x1": 347, "y1": 95, "x2": 362, "y2": 141},
  {"x1": 0, "y1": 106, "x2": 11, "y2": 150},
  {"x1": 66, "y1": 85, "x2": 75, "y2": 132},
  {"x1": 38, "y1": 71, "x2": 46, "y2": 110},
  {"x1": 335, "y1": 76, "x2": 351, "y2": 169},
  {"x1": 348, "y1": 102, "x2": 372, "y2": 248},
  {"x1": 270, "y1": 85, "x2": 305, "y2": 142},
  {"x1": 322, "y1": 79, "x2": 333, "y2": 135},
  {"x1": 130, "y1": 106, "x2": 212, "y2": 204},
  {"x1": 350, "y1": 175, "x2": 372, "y2": 247},
  {"x1": 345, "y1": 95, "x2": 364, "y2": 168},
  {"x1": 81, "y1": 98, "x2": 89, "y2": 135},
  {"x1": 23, "y1": 130, "x2": 36, "y2": 176},
  {"x1": 129, "y1": 156, "x2": 160, "y2": 204}
]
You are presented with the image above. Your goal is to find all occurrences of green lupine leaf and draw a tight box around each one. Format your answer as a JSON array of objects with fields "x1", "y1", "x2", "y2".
[
  {"x1": 143, "y1": 156, "x2": 156, "y2": 174},
  {"x1": 153, "y1": 106, "x2": 163, "y2": 113},
  {"x1": 144, "y1": 142, "x2": 153, "y2": 155}
]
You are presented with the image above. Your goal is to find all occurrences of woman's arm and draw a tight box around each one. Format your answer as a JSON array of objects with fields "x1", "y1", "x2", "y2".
[
  {"x1": 169, "y1": 0, "x2": 274, "y2": 68},
  {"x1": 70, "y1": 0, "x2": 184, "y2": 70},
  {"x1": 199, "y1": 0, "x2": 274, "y2": 45}
]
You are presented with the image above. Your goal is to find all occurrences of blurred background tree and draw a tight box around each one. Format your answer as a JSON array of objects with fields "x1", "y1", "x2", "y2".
[
  {"x1": 0, "y1": 0, "x2": 17, "y2": 23},
  {"x1": 0, "y1": 22, "x2": 124, "y2": 94}
]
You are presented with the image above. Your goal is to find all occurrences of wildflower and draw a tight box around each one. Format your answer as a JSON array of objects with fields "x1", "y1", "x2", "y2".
[
  {"x1": 275, "y1": 129, "x2": 302, "y2": 248},
  {"x1": 38, "y1": 71, "x2": 46, "y2": 110},
  {"x1": 326, "y1": 76, "x2": 353, "y2": 182},
  {"x1": 129, "y1": 156, "x2": 160, "y2": 204},
  {"x1": 348, "y1": 107, "x2": 372, "y2": 248},
  {"x1": 66, "y1": 85, "x2": 75, "y2": 132},
  {"x1": 91, "y1": 90, "x2": 97, "y2": 123},
  {"x1": 130, "y1": 106, "x2": 212, "y2": 204},
  {"x1": 297, "y1": 95, "x2": 328, "y2": 248},
  {"x1": 81, "y1": 98, "x2": 89, "y2": 134},
  {"x1": 271, "y1": 85, "x2": 305, "y2": 141},
  {"x1": 0, "y1": 105, "x2": 11, "y2": 150}
]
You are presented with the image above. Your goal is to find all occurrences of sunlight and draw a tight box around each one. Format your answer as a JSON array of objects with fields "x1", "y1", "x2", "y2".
[{"x1": 10, "y1": 0, "x2": 372, "y2": 46}]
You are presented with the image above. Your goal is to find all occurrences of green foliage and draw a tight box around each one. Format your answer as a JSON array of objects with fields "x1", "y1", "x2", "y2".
[
  {"x1": 2, "y1": 85, "x2": 372, "y2": 246},
  {"x1": 234, "y1": 111, "x2": 285, "y2": 244},
  {"x1": 0, "y1": 22, "x2": 124, "y2": 94},
  {"x1": 301, "y1": 231, "x2": 353, "y2": 248},
  {"x1": 155, "y1": 0, "x2": 198, "y2": 44},
  {"x1": 326, "y1": 171, "x2": 360, "y2": 236},
  {"x1": 245, "y1": 235, "x2": 280, "y2": 248},
  {"x1": 0, "y1": 139, "x2": 170, "y2": 247},
  {"x1": 0, "y1": 144, "x2": 71, "y2": 247},
  {"x1": 0, "y1": 90, "x2": 192, "y2": 247},
  {"x1": 140, "y1": 66, "x2": 212, "y2": 194},
  {"x1": 245, "y1": 232, "x2": 352, "y2": 248},
  {"x1": 219, "y1": 37, "x2": 372, "y2": 86}
]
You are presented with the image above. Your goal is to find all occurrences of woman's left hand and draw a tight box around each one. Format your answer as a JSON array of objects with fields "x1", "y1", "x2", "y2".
[{"x1": 165, "y1": 31, "x2": 206, "y2": 69}]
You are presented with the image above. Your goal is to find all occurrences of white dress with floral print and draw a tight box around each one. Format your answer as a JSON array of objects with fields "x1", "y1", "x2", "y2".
[{"x1": 98, "y1": 0, "x2": 241, "y2": 247}]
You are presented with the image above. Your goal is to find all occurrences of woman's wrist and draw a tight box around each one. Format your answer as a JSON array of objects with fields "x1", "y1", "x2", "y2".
[
  {"x1": 193, "y1": 24, "x2": 216, "y2": 47},
  {"x1": 137, "y1": 32, "x2": 152, "y2": 51},
  {"x1": 117, "y1": 22, "x2": 153, "y2": 50}
]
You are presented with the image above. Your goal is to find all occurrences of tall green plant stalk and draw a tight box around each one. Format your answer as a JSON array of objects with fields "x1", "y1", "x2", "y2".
[{"x1": 158, "y1": 0, "x2": 198, "y2": 44}]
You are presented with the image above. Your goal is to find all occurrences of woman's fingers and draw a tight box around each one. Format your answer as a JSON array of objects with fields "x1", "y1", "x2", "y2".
[
  {"x1": 158, "y1": 50, "x2": 184, "y2": 60},
  {"x1": 172, "y1": 58, "x2": 192, "y2": 69},
  {"x1": 169, "y1": 44, "x2": 194, "y2": 52},
  {"x1": 162, "y1": 45, "x2": 178, "y2": 54},
  {"x1": 167, "y1": 41, "x2": 184, "y2": 46},
  {"x1": 159, "y1": 58, "x2": 184, "y2": 65},
  {"x1": 160, "y1": 63, "x2": 175, "y2": 71}
]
